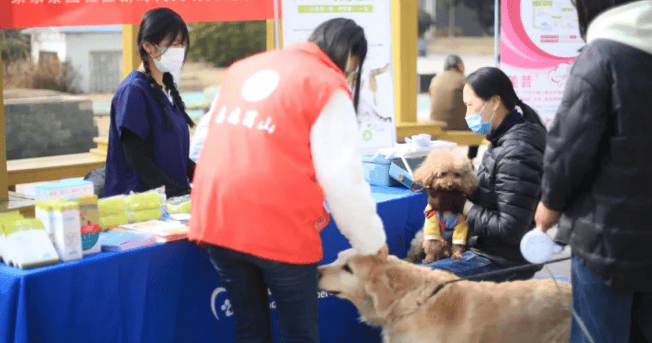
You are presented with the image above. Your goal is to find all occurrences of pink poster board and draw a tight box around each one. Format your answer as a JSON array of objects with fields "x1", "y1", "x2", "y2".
[{"x1": 500, "y1": 0, "x2": 584, "y2": 127}]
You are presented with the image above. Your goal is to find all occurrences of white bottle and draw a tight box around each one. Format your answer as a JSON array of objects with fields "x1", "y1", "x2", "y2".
[{"x1": 51, "y1": 200, "x2": 83, "y2": 262}]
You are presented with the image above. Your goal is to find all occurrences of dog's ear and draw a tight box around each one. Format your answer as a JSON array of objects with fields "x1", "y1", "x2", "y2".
[
  {"x1": 413, "y1": 152, "x2": 440, "y2": 187},
  {"x1": 376, "y1": 245, "x2": 388, "y2": 262},
  {"x1": 459, "y1": 159, "x2": 479, "y2": 196},
  {"x1": 412, "y1": 164, "x2": 433, "y2": 188},
  {"x1": 364, "y1": 266, "x2": 409, "y2": 318}
]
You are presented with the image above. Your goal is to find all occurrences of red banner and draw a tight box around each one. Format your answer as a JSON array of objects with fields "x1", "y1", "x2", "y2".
[{"x1": 1, "y1": 0, "x2": 275, "y2": 29}]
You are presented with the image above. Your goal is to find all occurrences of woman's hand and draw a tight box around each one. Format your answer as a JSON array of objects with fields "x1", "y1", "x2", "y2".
[
  {"x1": 534, "y1": 202, "x2": 561, "y2": 232},
  {"x1": 462, "y1": 199, "x2": 473, "y2": 218}
]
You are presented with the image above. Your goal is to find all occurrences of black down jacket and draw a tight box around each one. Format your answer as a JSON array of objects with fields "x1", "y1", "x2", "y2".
[
  {"x1": 541, "y1": 40, "x2": 652, "y2": 292},
  {"x1": 467, "y1": 120, "x2": 547, "y2": 268}
]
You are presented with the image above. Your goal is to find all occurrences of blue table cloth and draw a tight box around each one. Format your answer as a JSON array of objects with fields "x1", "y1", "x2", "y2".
[{"x1": 0, "y1": 186, "x2": 426, "y2": 343}]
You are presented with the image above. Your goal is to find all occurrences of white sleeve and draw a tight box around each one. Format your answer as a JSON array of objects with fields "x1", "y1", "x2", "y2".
[
  {"x1": 189, "y1": 93, "x2": 219, "y2": 162},
  {"x1": 310, "y1": 89, "x2": 387, "y2": 255}
]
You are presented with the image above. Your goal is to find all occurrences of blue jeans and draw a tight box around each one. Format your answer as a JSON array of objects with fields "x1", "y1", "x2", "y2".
[
  {"x1": 571, "y1": 255, "x2": 652, "y2": 343},
  {"x1": 423, "y1": 250, "x2": 534, "y2": 282},
  {"x1": 424, "y1": 250, "x2": 500, "y2": 277},
  {"x1": 206, "y1": 246, "x2": 319, "y2": 343}
]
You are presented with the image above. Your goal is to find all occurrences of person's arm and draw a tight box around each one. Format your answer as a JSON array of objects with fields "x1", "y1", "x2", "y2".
[
  {"x1": 189, "y1": 91, "x2": 220, "y2": 163},
  {"x1": 187, "y1": 159, "x2": 196, "y2": 183},
  {"x1": 310, "y1": 89, "x2": 386, "y2": 255},
  {"x1": 466, "y1": 140, "x2": 544, "y2": 246},
  {"x1": 121, "y1": 128, "x2": 190, "y2": 198}
]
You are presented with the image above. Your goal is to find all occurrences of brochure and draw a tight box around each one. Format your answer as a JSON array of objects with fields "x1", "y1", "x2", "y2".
[
  {"x1": 119, "y1": 220, "x2": 189, "y2": 242},
  {"x1": 100, "y1": 230, "x2": 159, "y2": 252}
]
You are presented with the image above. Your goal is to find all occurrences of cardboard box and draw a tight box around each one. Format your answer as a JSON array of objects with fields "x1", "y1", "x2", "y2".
[{"x1": 34, "y1": 179, "x2": 94, "y2": 200}]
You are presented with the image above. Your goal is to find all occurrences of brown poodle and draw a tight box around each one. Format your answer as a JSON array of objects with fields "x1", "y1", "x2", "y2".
[{"x1": 406, "y1": 149, "x2": 478, "y2": 263}]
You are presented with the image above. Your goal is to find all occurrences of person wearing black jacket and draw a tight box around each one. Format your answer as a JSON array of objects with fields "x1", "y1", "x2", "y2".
[
  {"x1": 535, "y1": 1, "x2": 652, "y2": 342},
  {"x1": 425, "y1": 67, "x2": 547, "y2": 282}
]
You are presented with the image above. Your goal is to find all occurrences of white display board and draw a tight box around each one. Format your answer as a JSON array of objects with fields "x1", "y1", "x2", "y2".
[{"x1": 281, "y1": 0, "x2": 396, "y2": 154}]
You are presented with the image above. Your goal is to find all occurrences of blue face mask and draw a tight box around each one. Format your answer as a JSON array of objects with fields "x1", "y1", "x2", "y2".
[{"x1": 465, "y1": 102, "x2": 494, "y2": 135}]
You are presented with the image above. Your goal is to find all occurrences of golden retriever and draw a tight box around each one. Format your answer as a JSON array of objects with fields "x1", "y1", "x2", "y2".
[{"x1": 318, "y1": 248, "x2": 572, "y2": 343}]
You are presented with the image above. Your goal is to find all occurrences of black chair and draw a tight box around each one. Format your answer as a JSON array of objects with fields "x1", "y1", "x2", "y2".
[{"x1": 84, "y1": 166, "x2": 106, "y2": 198}]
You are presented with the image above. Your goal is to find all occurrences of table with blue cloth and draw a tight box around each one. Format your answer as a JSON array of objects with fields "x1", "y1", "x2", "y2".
[{"x1": 0, "y1": 186, "x2": 426, "y2": 343}]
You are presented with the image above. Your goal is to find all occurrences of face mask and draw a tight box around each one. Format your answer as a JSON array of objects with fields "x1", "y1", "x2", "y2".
[
  {"x1": 152, "y1": 46, "x2": 185, "y2": 87},
  {"x1": 465, "y1": 102, "x2": 494, "y2": 135}
]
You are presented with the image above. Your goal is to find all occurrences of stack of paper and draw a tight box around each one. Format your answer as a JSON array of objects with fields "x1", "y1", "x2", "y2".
[
  {"x1": 168, "y1": 213, "x2": 190, "y2": 226},
  {"x1": 100, "y1": 230, "x2": 159, "y2": 252},
  {"x1": 119, "y1": 220, "x2": 189, "y2": 243}
]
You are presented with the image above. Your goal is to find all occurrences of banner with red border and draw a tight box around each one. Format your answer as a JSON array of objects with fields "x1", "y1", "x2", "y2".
[{"x1": 1, "y1": 0, "x2": 274, "y2": 29}]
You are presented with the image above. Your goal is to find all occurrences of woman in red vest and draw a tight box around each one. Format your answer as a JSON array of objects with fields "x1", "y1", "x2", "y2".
[{"x1": 190, "y1": 18, "x2": 387, "y2": 343}]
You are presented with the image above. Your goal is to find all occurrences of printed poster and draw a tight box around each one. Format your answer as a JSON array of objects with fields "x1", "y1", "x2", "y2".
[
  {"x1": 281, "y1": 0, "x2": 396, "y2": 155},
  {"x1": 500, "y1": 0, "x2": 584, "y2": 128}
]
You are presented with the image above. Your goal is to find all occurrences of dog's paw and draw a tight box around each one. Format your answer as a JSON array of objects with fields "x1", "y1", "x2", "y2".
[
  {"x1": 405, "y1": 252, "x2": 424, "y2": 263},
  {"x1": 424, "y1": 239, "x2": 451, "y2": 261},
  {"x1": 405, "y1": 230, "x2": 426, "y2": 263},
  {"x1": 451, "y1": 244, "x2": 465, "y2": 259},
  {"x1": 422, "y1": 254, "x2": 436, "y2": 264}
]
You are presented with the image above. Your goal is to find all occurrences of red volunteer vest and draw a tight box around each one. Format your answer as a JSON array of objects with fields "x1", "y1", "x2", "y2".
[{"x1": 190, "y1": 42, "x2": 351, "y2": 264}]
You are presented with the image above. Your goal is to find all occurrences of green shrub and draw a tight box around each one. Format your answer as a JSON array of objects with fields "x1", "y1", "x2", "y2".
[
  {"x1": 188, "y1": 21, "x2": 267, "y2": 68},
  {"x1": 1, "y1": 29, "x2": 31, "y2": 65}
]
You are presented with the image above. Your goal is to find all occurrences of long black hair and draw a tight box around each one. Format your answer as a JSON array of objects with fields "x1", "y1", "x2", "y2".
[
  {"x1": 466, "y1": 67, "x2": 544, "y2": 128},
  {"x1": 572, "y1": 0, "x2": 637, "y2": 40},
  {"x1": 137, "y1": 7, "x2": 194, "y2": 128},
  {"x1": 308, "y1": 18, "x2": 367, "y2": 112}
]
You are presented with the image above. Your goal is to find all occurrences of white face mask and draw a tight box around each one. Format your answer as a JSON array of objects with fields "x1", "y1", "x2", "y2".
[{"x1": 152, "y1": 46, "x2": 185, "y2": 87}]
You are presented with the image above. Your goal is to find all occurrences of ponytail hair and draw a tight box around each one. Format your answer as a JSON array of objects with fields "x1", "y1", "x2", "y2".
[
  {"x1": 139, "y1": 48, "x2": 174, "y2": 129},
  {"x1": 466, "y1": 67, "x2": 544, "y2": 128},
  {"x1": 162, "y1": 72, "x2": 195, "y2": 127},
  {"x1": 308, "y1": 18, "x2": 367, "y2": 113},
  {"x1": 516, "y1": 98, "x2": 545, "y2": 128}
]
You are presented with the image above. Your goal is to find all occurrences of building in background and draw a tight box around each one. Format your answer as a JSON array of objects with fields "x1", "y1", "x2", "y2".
[{"x1": 22, "y1": 25, "x2": 122, "y2": 93}]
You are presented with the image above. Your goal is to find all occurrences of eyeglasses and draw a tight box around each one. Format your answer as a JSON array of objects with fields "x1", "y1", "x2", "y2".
[
  {"x1": 152, "y1": 43, "x2": 169, "y2": 58},
  {"x1": 151, "y1": 40, "x2": 185, "y2": 58}
]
